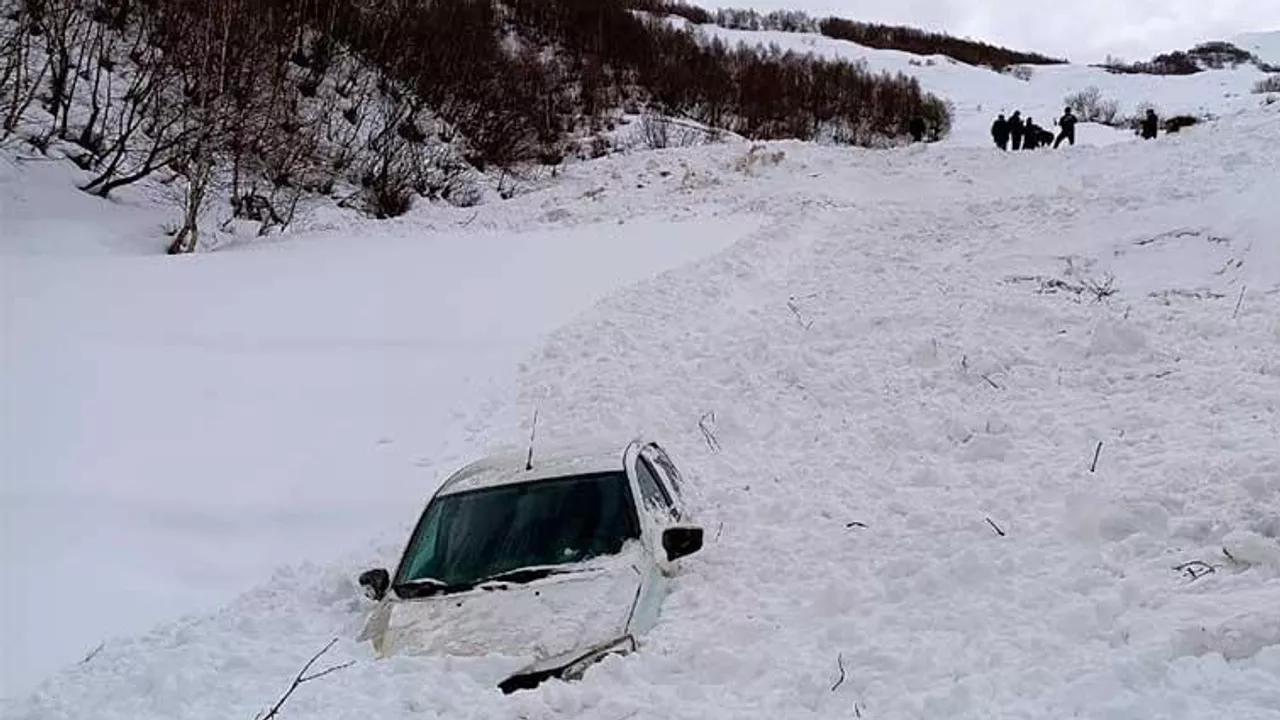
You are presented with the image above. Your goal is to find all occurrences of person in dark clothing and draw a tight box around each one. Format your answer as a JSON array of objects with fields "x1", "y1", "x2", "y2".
[
  {"x1": 991, "y1": 114, "x2": 1010, "y2": 150},
  {"x1": 909, "y1": 117, "x2": 926, "y2": 142},
  {"x1": 1140, "y1": 109, "x2": 1159, "y2": 139},
  {"x1": 1054, "y1": 107, "x2": 1077, "y2": 148},
  {"x1": 1022, "y1": 117, "x2": 1040, "y2": 149},
  {"x1": 1008, "y1": 111, "x2": 1025, "y2": 150}
]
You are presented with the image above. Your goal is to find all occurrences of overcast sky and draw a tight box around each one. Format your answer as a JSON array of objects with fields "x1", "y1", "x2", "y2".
[{"x1": 695, "y1": 0, "x2": 1280, "y2": 62}]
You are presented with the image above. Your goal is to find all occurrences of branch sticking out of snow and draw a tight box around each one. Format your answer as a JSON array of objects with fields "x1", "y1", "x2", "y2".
[
  {"x1": 698, "y1": 411, "x2": 721, "y2": 453},
  {"x1": 254, "y1": 638, "x2": 354, "y2": 720},
  {"x1": 1173, "y1": 560, "x2": 1216, "y2": 582},
  {"x1": 830, "y1": 653, "x2": 846, "y2": 692},
  {"x1": 986, "y1": 517, "x2": 1007, "y2": 537}
]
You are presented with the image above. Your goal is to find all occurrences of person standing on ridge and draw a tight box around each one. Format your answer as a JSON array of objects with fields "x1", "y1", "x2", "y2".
[
  {"x1": 1054, "y1": 107, "x2": 1078, "y2": 148},
  {"x1": 1140, "y1": 108, "x2": 1159, "y2": 139},
  {"x1": 1008, "y1": 111, "x2": 1025, "y2": 150},
  {"x1": 991, "y1": 113, "x2": 1010, "y2": 150}
]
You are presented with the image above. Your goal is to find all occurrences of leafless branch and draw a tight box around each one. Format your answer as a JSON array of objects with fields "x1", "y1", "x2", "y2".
[
  {"x1": 1089, "y1": 441, "x2": 1103, "y2": 473},
  {"x1": 1173, "y1": 560, "x2": 1215, "y2": 582},
  {"x1": 830, "y1": 653, "x2": 846, "y2": 692},
  {"x1": 254, "y1": 638, "x2": 354, "y2": 720},
  {"x1": 698, "y1": 411, "x2": 721, "y2": 453},
  {"x1": 80, "y1": 641, "x2": 106, "y2": 665},
  {"x1": 985, "y1": 517, "x2": 1006, "y2": 537}
]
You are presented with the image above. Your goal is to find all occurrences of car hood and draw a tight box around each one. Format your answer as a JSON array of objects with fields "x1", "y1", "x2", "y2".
[{"x1": 361, "y1": 556, "x2": 645, "y2": 665}]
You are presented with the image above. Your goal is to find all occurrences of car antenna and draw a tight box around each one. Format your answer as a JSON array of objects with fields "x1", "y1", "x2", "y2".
[{"x1": 525, "y1": 408, "x2": 539, "y2": 471}]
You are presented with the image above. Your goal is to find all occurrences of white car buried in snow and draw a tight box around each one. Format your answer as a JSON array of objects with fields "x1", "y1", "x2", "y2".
[{"x1": 355, "y1": 438, "x2": 704, "y2": 693}]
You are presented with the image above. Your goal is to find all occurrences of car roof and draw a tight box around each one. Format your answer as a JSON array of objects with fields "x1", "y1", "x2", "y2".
[{"x1": 435, "y1": 437, "x2": 644, "y2": 496}]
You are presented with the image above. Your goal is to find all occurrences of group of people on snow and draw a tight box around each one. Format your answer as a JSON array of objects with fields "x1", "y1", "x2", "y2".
[
  {"x1": 990, "y1": 108, "x2": 1075, "y2": 150},
  {"x1": 990, "y1": 107, "x2": 1161, "y2": 150}
]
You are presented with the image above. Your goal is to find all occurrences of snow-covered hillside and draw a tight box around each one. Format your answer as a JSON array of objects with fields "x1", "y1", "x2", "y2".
[
  {"x1": 673, "y1": 20, "x2": 1276, "y2": 147},
  {"x1": 4, "y1": 57, "x2": 1279, "y2": 718},
  {"x1": 1234, "y1": 30, "x2": 1280, "y2": 66}
]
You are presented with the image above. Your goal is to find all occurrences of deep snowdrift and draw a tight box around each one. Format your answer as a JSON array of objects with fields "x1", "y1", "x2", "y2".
[
  {"x1": 0, "y1": 155, "x2": 762, "y2": 697},
  {"x1": 4, "y1": 94, "x2": 1277, "y2": 719}
]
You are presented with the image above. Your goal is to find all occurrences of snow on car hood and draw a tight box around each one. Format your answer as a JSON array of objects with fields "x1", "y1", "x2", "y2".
[{"x1": 364, "y1": 555, "x2": 645, "y2": 665}]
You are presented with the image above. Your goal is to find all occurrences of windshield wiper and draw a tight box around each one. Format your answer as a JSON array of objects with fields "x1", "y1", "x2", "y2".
[
  {"x1": 393, "y1": 577, "x2": 449, "y2": 598},
  {"x1": 474, "y1": 565, "x2": 575, "y2": 589}
]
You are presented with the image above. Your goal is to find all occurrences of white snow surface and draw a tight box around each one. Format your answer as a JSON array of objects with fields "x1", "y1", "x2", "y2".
[
  {"x1": 0, "y1": 156, "x2": 761, "y2": 697},
  {"x1": 4, "y1": 64, "x2": 1280, "y2": 720}
]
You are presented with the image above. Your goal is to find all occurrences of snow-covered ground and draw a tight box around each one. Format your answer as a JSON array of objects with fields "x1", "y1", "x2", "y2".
[
  {"x1": 4, "y1": 84, "x2": 1279, "y2": 719},
  {"x1": 673, "y1": 20, "x2": 1277, "y2": 147},
  {"x1": 0, "y1": 156, "x2": 762, "y2": 698}
]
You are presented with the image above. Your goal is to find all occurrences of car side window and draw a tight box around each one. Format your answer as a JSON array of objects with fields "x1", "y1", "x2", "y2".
[
  {"x1": 634, "y1": 456, "x2": 678, "y2": 519},
  {"x1": 646, "y1": 445, "x2": 685, "y2": 499}
]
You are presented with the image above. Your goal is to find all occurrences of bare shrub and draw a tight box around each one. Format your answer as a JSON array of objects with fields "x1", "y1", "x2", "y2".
[
  {"x1": 1003, "y1": 65, "x2": 1034, "y2": 81},
  {"x1": 1254, "y1": 76, "x2": 1280, "y2": 94},
  {"x1": 1065, "y1": 86, "x2": 1121, "y2": 125},
  {"x1": 640, "y1": 110, "x2": 671, "y2": 149},
  {"x1": 732, "y1": 144, "x2": 785, "y2": 175}
]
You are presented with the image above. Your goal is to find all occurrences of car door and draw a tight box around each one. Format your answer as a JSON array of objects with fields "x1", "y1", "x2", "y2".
[{"x1": 622, "y1": 442, "x2": 681, "y2": 636}]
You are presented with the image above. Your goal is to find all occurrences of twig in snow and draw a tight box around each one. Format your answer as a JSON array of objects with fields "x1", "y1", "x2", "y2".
[
  {"x1": 254, "y1": 638, "x2": 354, "y2": 720},
  {"x1": 715, "y1": 522, "x2": 724, "y2": 541},
  {"x1": 980, "y1": 374, "x2": 1000, "y2": 390},
  {"x1": 830, "y1": 653, "x2": 846, "y2": 692},
  {"x1": 1089, "y1": 441, "x2": 1103, "y2": 473},
  {"x1": 985, "y1": 517, "x2": 1006, "y2": 537},
  {"x1": 80, "y1": 641, "x2": 105, "y2": 665},
  {"x1": 1173, "y1": 560, "x2": 1216, "y2": 581},
  {"x1": 1233, "y1": 285, "x2": 1246, "y2": 319},
  {"x1": 787, "y1": 296, "x2": 814, "y2": 330},
  {"x1": 698, "y1": 411, "x2": 721, "y2": 453},
  {"x1": 458, "y1": 211, "x2": 479, "y2": 227},
  {"x1": 845, "y1": 521, "x2": 868, "y2": 529}
]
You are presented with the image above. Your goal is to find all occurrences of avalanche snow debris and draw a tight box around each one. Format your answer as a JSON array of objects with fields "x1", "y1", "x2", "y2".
[{"x1": 4, "y1": 75, "x2": 1280, "y2": 720}]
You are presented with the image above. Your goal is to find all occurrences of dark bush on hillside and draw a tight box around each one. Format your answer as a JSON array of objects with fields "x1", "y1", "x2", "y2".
[
  {"x1": 504, "y1": 0, "x2": 949, "y2": 144},
  {"x1": 817, "y1": 17, "x2": 1065, "y2": 69},
  {"x1": 627, "y1": 2, "x2": 1063, "y2": 69},
  {"x1": 627, "y1": 0, "x2": 714, "y2": 25},
  {"x1": 1102, "y1": 42, "x2": 1265, "y2": 75},
  {"x1": 1164, "y1": 115, "x2": 1199, "y2": 133},
  {"x1": 4, "y1": 0, "x2": 954, "y2": 243}
]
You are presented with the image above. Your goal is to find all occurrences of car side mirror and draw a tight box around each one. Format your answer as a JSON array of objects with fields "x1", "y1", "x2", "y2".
[
  {"x1": 358, "y1": 568, "x2": 390, "y2": 601},
  {"x1": 662, "y1": 526, "x2": 703, "y2": 562}
]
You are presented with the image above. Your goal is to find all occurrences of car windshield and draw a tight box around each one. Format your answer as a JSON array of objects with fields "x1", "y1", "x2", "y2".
[{"x1": 394, "y1": 471, "x2": 641, "y2": 595}]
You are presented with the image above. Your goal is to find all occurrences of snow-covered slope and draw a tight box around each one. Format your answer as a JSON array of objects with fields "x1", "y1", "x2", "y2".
[
  {"x1": 1233, "y1": 30, "x2": 1280, "y2": 66},
  {"x1": 676, "y1": 20, "x2": 1275, "y2": 147},
  {"x1": 4, "y1": 85, "x2": 1278, "y2": 720},
  {"x1": 0, "y1": 156, "x2": 762, "y2": 697}
]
